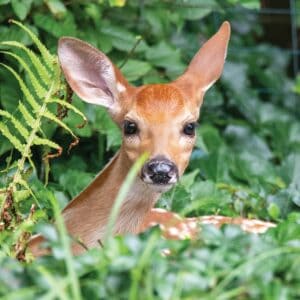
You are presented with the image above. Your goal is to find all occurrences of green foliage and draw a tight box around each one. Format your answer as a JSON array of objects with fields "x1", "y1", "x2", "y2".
[
  {"x1": 0, "y1": 0, "x2": 300, "y2": 299},
  {"x1": 0, "y1": 20, "x2": 86, "y2": 255}
]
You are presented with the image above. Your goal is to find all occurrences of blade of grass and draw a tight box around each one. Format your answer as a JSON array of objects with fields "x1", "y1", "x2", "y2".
[
  {"x1": 215, "y1": 286, "x2": 248, "y2": 300},
  {"x1": 103, "y1": 152, "x2": 149, "y2": 244},
  {"x1": 37, "y1": 266, "x2": 69, "y2": 300},
  {"x1": 49, "y1": 193, "x2": 82, "y2": 300},
  {"x1": 129, "y1": 233, "x2": 159, "y2": 300}
]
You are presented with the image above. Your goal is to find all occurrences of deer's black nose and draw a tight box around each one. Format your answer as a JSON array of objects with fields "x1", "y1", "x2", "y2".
[{"x1": 142, "y1": 157, "x2": 178, "y2": 185}]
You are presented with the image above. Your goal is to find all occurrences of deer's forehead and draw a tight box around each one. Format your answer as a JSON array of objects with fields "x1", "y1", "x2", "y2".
[{"x1": 131, "y1": 84, "x2": 189, "y2": 123}]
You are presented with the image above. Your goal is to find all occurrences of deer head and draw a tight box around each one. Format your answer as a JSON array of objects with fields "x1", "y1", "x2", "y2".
[{"x1": 58, "y1": 22, "x2": 230, "y2": 194}]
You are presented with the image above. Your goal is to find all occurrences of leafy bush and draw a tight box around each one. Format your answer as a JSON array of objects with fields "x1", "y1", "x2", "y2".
[{"x1": 0, "y1": 0, "x2": 300, "y2": 299}]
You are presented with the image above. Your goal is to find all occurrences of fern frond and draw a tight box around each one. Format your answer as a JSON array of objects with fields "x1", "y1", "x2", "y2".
[
  {"x1": 0, "y1": 41, "x2": 51, "y2": 84},
  {"x1": 33, "y1": 136, "x2": 61, "y2": 151},
  {"x1": 42, "y1": 110, "x2": 77, "y2": 139},
  {"x1": 10, "y1": 20, "x2": 54, "y2": 70},
  {"x1": 0, "y1": 63, "x2": 40, "y2": 111},
  {"x1": 0, "y1": 22, "x2": 85, "y2": 236},
  {"x1": 14, "y1": 178, "x2": 40, "y2": 207},
  {"x1": 0, "y1": 122, "x2": 25, "y2": 153},
  {"x1": 1, "y1": 51, "x2": 47, "y2": 97},
  {"x1": 0, "y1": 109, "x2": 29, "y2": 139},
  {"x1": 49, "y1": 98, "x2": 87, "y2": 125},
  {"x1": 18, "y1": 102, "x2": 35, "y2": 129}
]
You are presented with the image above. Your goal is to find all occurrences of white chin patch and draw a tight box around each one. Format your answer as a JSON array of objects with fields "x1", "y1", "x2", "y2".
[
  {"x1": 141, "y1": 174, "x2": 177, "y2": 193},
  {"x1": 147, "y1": 183, "x2": 174, "y2": 193}
]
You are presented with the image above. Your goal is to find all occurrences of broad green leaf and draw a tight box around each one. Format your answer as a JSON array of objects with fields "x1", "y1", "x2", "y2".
[
  {"x1": 94, "y1": 107, "x2": 121, "y2": 150},
  {"x1": 174, "y1": 0, "x2": 218, "y2": 20},
  {"x1": 189, "y1": 180, "x2": 232, "y2": 214},
  {"x1": 231, "y1": 151, "x2": 277, "y2": 185},
  {"x1": 145, "y1": 41, "x2": 182, "y2": 68},
  {"x1": 58, "y1": 169, "x2": 94, "y2": 198},
  {"x1": 33, "y1": 12, "x2": 77, "y2": 38},
  {"x1": 268, "y1": 203, "x2": 280, "y2": 220},
  {"x1": 198, "y1": 146, "x2": 230, "y2": 182},
  {"x1": 100, "y1": 24, "x2": 147, "y2": 53},
  {"x1": 45, "y1": 0, "x2": 67, "y2": 18},
  {"x1": 224, "y1": 125, "x2": 272, "y2": 160},
  {"x1": 198, "y1": 125, "x2": 223, "y2": 153},
  {"x1": 180, "y1": 169, "x2": 199, "y2": 190},
  {"x1": 11, "y1": 0, "x2": 32, "y2": 20},
  {"x1": 280, "y1": 153, "x2": 300, "y2": 185},
  {"x1": 121, "y1": 59, "x2": 152, "y2": 82},
  {"x1": 144, "y1": 9, "x2": 171, "y2": 38},
  {"x1": 145, "y1": 41, "x2": 185, "y2": 77}
]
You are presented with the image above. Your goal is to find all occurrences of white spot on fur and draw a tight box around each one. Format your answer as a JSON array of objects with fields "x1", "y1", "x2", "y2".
[
  {"x1": 168, "y1": 227, "x2": 180, "y2": 236},
  {"x1": 152, "y1": 208, "x2": 168, "y2": 214},
  {"x1": 117, "y1": 82, "x2": 126, "y2": 93}
]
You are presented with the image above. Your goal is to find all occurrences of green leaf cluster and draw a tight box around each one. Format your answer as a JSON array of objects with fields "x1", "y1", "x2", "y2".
[
  {"x1": 0, "y1": 0, "x2": 300, "y2": 299},
  {"x1": 0, "y1": 20, "x2": 86, "y2": 249}
]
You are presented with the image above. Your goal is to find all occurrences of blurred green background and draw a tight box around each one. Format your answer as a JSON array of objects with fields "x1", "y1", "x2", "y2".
[{"x1": 0, "y1": 0, "x2": 300, "y2": 299}]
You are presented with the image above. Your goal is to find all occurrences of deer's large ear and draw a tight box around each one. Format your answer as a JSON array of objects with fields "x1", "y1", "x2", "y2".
[
  {"x1": 175, "y1": 21, "x2": 230, "y2": 104},
  {"x1": 58, "y1": 37, "x2": 131, "y2": 113}
]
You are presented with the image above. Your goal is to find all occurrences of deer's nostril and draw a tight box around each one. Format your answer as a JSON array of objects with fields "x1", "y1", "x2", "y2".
[
  {"x1": 142, "y1": 158, "x2": 178, "y2": 185},
  {"x1": 148, "y1": 161, "x2": 172, "y2": 175}
]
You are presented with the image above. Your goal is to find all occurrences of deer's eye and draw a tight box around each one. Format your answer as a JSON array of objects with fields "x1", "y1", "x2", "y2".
[
  {"x1": 183, "y1": 122, "x2": 196, "y2": 136},
  {"x1": 124, "y1": 120, "x2": 138, "y2": 135}
]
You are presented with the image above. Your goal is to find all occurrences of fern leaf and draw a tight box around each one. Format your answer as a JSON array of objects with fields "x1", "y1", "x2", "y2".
[
  {"x1": 0, "y1": 109, "x2": 29, "y2": 139},
  {"x1": 1, "y1": 51, "x2": 47, "y2": 97},
  {"x1": 18, "y1": 102, "x2": 35, "y2": 129},
  {"x1": 49, "y1": 98, "x2": 87, "y2": 124},
  {"x1": 0, "y1": 122, "x2": 25, "y2": 153},
  {"x1": 42, "y1": 110, "x2": 77, "y2": 138},
  {"x1": 0, "y1": 63, "x2": 40, "y2": 111},
  {"x1": 34, "y1": 137, "x2": 63, "y2": 159},
  {"x1": 33, "y1": 136, "x2": 61, "y2": 150},
  {"x1": 10, "y1": 20, "x2": 54, "y2": 70},
  {"x1": 0, "y1": 41, "x2": 51, "y2": 84},
  {"x1": 14, "y1": 177, "x2": 40, "y2": 207},
  {"x1": 27, "y1": 155, "x2": 36, "y2": 174}
]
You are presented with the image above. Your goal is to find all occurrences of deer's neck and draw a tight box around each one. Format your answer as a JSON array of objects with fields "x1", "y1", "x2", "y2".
[{"x1": 62, "y1": 150, "x2": 160, "y2": 251}]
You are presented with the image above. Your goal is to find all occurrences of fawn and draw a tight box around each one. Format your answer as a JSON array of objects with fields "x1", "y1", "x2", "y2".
[{"x1": 29, "y1": 22, "x2": 275, "y2": 256}]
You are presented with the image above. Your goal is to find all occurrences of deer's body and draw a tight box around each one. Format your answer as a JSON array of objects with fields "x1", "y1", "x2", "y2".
[
  {"x1": 29, "y1": 22, "x2": 275, "y2": 257},
  {"x1": 63, "y1": 151, "x2": 159, "y2": 251}
]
